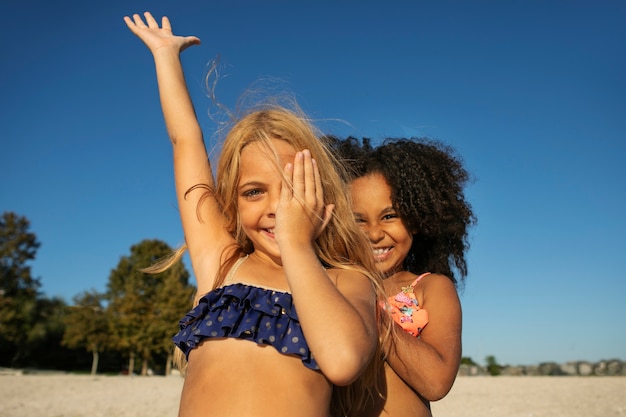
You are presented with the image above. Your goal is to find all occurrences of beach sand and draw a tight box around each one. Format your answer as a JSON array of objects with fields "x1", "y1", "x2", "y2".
[{"x1": 0, "y1": 373, "x2": 625, "y2": 416}]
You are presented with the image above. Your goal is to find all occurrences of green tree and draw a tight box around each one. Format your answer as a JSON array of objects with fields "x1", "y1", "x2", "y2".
[
  {"x1": 25, "y1": 296, "x2": 68, "y2": 369},
  {"x1": 106, "y1": 239, "x2": 194, "y2": 375},
  {"x1": 0, "y1": 212, "x2": 42, "y2": 365},
  {"x1": 461, "y1": 356, "x2": 478, "y2": 366},
  {"x1": 485, "y1": 355, "x2": 501, "y2": 376},
  {"x1": 151, "y1": 259, "x2": 194, "y2": 375},
  {"x1": 62, "y1": 291, "x2": 108, "y2": 375}
]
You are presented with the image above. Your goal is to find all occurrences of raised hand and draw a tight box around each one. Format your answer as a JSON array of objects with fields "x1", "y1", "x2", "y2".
[
  {"x1": 275, "y1": 149, "x2": 335, "y2": 249},
  {"x1": 123, "y1": 12, "x2": 200, "y2": 54}
]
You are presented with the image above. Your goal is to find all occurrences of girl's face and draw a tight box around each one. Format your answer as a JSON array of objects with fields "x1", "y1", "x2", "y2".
[
  {"x1": 350, "y1": 173, "x2": 413, "y2": 276},
  {"x1": 237, "y1": 139, "x2": 296, "y2": 262}
]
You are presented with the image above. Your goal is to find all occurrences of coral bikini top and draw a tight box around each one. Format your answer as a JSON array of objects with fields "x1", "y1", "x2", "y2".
[{"x1": 381, "y1": 273, "x2": 431, "y2": 337}]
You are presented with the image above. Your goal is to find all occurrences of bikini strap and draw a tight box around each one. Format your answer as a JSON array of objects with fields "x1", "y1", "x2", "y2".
[
  {"x1": 223, "y1": 255, "x2": 248, "y2": 286},
  {"x1": 410, "y1": 272, "x2": 431, "y2": 288}
]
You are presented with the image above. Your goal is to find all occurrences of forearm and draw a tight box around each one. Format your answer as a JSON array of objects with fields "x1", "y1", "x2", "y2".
[
  {"x1": 152, "y1": 48, "x2": 203, "y2": 146},
  {"x1": 282, "y1": 246, "x2": 377, "y2": 385},
  {"x1": 386, "y1": 327, "x2": 461, "y2": 400}
]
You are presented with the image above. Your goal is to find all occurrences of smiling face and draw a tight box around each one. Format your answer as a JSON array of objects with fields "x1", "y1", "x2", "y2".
[
  {"x1": 237, "y1": 139, "x2": 296, "y2": 262},
  {"x1": 350, "y1": 173, "x2": 413, "y2": 276}
]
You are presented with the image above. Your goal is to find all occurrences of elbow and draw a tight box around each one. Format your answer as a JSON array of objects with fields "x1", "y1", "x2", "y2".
[
  {"x1": 420, "y1": 376, "x2": 457, "y2": 401},
  {"x1": 318, "y1": 346, "x2": 376, "y2": 386},
  {"x1": 322, "y1": 359, "x2": 364, "y2": 386}
]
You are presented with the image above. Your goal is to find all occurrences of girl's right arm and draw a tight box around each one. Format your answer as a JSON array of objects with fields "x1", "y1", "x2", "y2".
[
  {"x1": 385, "y1": 274, "x2": 462, "y2": 400},
  {"x1": 124, "y1": 12, "x2": 233, "y2": 294}
]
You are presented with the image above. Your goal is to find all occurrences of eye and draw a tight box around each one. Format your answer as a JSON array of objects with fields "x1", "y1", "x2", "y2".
[
  {"x1": 353, "y1": 213, "x2": 366, "y2": 223},
  {"x1": 382, "y1": 212, "x2": 399, "y2": 221},
  {"x1": 242, "y1": 188, "x2": 263, "y2": 199}
]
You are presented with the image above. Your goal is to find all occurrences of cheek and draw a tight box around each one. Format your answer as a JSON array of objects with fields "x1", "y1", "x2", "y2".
[
  {"x1": 393, "y1": 225, "x2": 413, "y2": 244},
  {"x1": 236, "y1": 201, "x2": 250, "y2": 222}
]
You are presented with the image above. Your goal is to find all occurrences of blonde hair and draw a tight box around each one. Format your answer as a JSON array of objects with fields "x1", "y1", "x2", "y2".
[{"x1": 150, "y1": 104, "x2": 388, "y2": 415}]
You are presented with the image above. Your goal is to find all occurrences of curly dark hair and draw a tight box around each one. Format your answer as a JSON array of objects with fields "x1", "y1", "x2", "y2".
[{"x1": 325, "y1": 135, "x2": 476, "y2": 287}]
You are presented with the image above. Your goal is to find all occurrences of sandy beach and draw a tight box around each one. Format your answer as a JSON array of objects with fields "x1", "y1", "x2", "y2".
[{"x1": 0, "y1": 373, "x2": 624, "y2": 417}]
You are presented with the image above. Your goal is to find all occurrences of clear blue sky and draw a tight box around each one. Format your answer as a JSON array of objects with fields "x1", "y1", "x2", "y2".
[{"x1": 2, "y1": 1, "x2": 624, "y2": 367}]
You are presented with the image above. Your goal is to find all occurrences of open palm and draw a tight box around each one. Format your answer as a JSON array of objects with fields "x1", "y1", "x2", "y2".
[{"x1": 123, "y1": 12, "x2": 200, "y2": 53}]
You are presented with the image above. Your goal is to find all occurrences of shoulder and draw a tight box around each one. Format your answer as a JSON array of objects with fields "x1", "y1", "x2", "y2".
[
  {"x1": 327, "y1": 267, "x2": 376, "y2": 298},
  {"x1": 327, "y1": 266, "x2": 371, "y2": 284},
  {"x1": 417, "y1": 272, "x2": 455, "y2": 287},
  {"x1": 419, "y1": 273, "x2": 457, "y2": 291},
  {"x1": 416, "y1": 273, "x2": 460, "y2": 308}
]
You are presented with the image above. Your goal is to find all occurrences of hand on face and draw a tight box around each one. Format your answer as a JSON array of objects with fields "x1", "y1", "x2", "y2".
[
  {"x1": 123, "y1": 12, "x2": 200, "y2": 53},
  {"x1": 275, "y1": 149, "x2": 334, "y2": 249}
]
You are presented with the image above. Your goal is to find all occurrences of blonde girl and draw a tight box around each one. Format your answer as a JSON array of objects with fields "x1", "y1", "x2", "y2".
[{"x1": 124, "y1": 12, "x2": 384, "y2": 417}]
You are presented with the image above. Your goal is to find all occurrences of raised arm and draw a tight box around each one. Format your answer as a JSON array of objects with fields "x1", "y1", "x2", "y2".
[{"x1": 124, "y1": 12, "x2": 233, "y2": 294}]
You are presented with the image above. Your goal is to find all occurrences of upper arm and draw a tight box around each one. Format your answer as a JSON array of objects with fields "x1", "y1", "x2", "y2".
[
  {"x1": 419, "y1": 274, "x2": 462, "y2": 363},
  {"x1": 331, "y1": 268, "x2": 379, "y2": 339},
  {"x1": 173, "y1": 141, "x2": 234, "y2": 294}
]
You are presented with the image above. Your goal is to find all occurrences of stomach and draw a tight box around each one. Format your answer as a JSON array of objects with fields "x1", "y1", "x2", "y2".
[{"x1": 178, "y1": 338, "x2": 332, "y2": 417}]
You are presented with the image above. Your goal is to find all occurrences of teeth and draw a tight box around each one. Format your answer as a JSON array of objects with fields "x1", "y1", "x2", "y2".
[
  {"x1": 267, "y1": 228, "x2": 274, "y2": 234},
  {"x1": 373, "y1": 247, "x2": 390, "y2": 255}
]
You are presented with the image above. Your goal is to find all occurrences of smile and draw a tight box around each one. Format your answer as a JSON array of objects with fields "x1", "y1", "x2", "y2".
[
  {"x1": 372, "y1": 247, "x2": 392, "y2": 255},
  {"x1": 372, "y1": 246, "x2": 393, "y2": 262}
]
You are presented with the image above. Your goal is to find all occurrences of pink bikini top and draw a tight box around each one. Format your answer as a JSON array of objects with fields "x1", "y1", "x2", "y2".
[{"x1": 381, "y1": 273, "x2": 431, "y2": 337}]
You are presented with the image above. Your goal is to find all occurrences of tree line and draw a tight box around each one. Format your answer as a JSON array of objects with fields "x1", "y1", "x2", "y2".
[{"x1": 0, "y1": 211, "x2": 195, "y2": 375}]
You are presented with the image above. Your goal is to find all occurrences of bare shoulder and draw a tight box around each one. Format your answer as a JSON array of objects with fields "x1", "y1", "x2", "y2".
[
  {"x1": 326, "y1": 267, "x2": 376, "y2": 298},
  {"x1": 417, "y1": 273, "x2": 461, "y2": 312},
  {"x1": 420, "y1": 272, "x2": 457, "y2": 289}
]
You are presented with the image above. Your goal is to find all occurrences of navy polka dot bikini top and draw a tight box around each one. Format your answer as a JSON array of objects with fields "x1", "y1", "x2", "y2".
[{"x1": 172, "y1": 256, "x2": 318, "y2": 370}]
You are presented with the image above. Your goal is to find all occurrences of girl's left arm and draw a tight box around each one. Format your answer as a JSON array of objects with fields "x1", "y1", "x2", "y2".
[{"x1": 385, "y1": 274, "x2": 462, "y2": 401}]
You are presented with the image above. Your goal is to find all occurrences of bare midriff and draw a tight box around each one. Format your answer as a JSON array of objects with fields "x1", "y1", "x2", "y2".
[{"x1": 177, "y1": 338, "x2": 332, "y2": 417}]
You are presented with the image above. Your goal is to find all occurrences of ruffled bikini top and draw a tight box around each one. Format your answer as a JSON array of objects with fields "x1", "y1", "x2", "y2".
[
  {"x1": 172, "y1": 256, "x2": 318, "y2": 370},
  {"x1": 380, "y1": 272, "x2": 431, "y2": 337}
]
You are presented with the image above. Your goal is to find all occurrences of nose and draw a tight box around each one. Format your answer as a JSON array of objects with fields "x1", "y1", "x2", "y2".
[
  {"x1": 266, "y1": 189, "x2": 280, "y2": 218},
  {"x1": 366, "y1": 223, "x2": 384, "y2": 243}
]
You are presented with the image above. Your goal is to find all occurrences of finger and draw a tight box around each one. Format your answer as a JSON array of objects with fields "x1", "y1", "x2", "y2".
[
  {"x1": 144, "y1": 11, "x2": 159, "y2": 28},
  {"x1": 123, "y1": 16, "x2": 135, "y2": 30},
  {"x1": 132, "y1": 13, "x2": 147, "y2": 28},
  {"x1": 291, "y1": 151, "x2": 305, "y2": 197},
  {"x1": 302, "y1": 150, "x2": 316, "y2": 204},
  {"x1": 181, "y1": 36, "x2": 202, "y2": 51},
  {"x1": 161, "y1": 16, "x2": 172, "y2": 31},
  {"x1": 280, "y1": 162, "x2": 294, "y2": 203},
  {"x1": 124, "y1": 14, "x2": 145, "y2": 34},
  {"x1": 311, "y1": 156, "x2": 324, "y2": 209}
]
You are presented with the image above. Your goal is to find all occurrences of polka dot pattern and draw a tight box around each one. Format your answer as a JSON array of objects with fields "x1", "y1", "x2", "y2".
[{"x1": 172, "y1": 283, "x2": 318, "y2": 370}]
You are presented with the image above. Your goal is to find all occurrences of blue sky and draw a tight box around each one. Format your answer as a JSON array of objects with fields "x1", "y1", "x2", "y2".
[{"x1": 1, "y1": 1, "x2": 624, "y2": 367}]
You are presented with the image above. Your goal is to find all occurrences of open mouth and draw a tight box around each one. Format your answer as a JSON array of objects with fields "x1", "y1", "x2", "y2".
[{"x1": 372, "y1": 246, "x2": 392, "y2": 261}]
